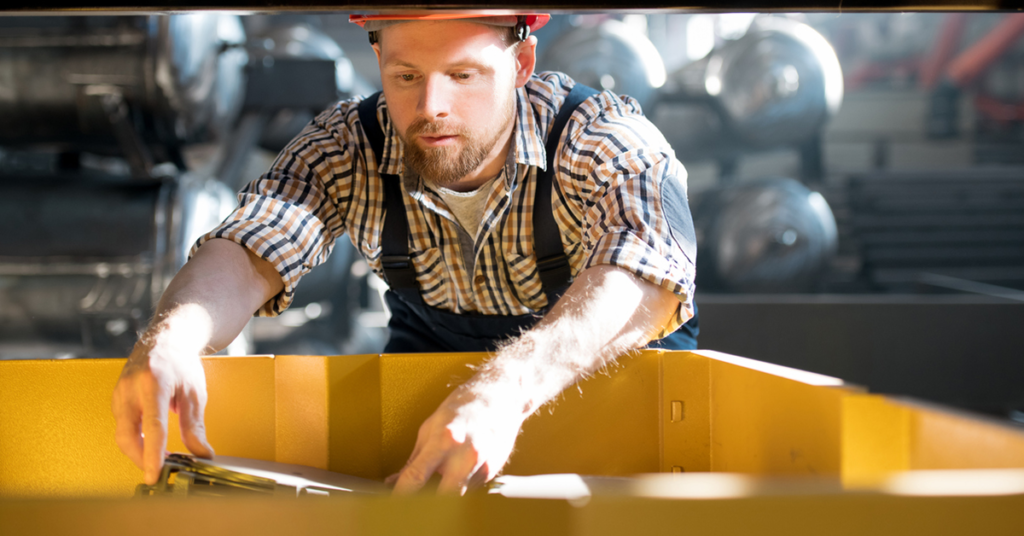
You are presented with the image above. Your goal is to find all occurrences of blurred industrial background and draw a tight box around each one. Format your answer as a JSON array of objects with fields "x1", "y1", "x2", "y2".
[{"x1": 0, "y1": 13, "x2": 1021, "y2": 420}]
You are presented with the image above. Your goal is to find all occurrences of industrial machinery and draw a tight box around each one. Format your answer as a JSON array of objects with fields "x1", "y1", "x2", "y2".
[
  {"x1": 0, "y1": 15, "x2": 247, "y2": 174},
  {"x1": 540, "y1": 17, "x2": 844, "y2": 293},
  {"x1": 654, "y1": 16, "x2": 844, "y2": 182},
  {"x1": 540, "y1": 16, "x2": 843, "y2": 178},
  {"x1": 215, "y1": 22, "x2": 373, "y2": 189},
  {"x1": 0, "y1": 172, "x2": 236, "y2": 359},
  {"x1": 843, "y1": 168, "x2": 1024, "y2": 292},
  {"x1": 691, "y1": 177, "x2": 838, "y2": 293},
  {"x1": 664, "y1": 17, "x2": 843, "y2": 291},
  {"x1": 247, "y1": 23, "x2": 374, "y2": 157},
  {"x1": 539, "y1": 19, "x2": 667, "y2": 111},
  {"x1": 0, "y1": 15, "x2": 247, "y2": 359},
  {"x1": 0, "y1": 15, "x2": 377, "y2": 359}
]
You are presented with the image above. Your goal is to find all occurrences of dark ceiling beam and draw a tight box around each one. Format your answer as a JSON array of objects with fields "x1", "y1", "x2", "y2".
[{"x1": 1, "y1": 0, "x2": 1021, "y2": 13}]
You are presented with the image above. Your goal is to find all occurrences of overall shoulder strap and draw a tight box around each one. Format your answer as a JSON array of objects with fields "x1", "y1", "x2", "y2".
[
  {"x1": 357, "y1": 92, "x2": 419, "y2": 293},
  {"x1": 357, "y1": 92, "x2": 386, "y2": 164},
  {"x1": 533, "y1": 83, "x2": 599, "y2": 298}
]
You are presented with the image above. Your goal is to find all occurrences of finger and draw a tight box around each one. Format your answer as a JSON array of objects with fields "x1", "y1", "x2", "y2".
[
  {"x1": 437, "y1": 451, "x2": 479, "y2": 496},
  {"x1": 112, "y1": 389, "x2": 145, "y2": 470},
  {"x1": 406, "y1": 442, "x2": 423, "y2": 467},
  {"x1": 393, "y1": 447, "x2": 445, "y2": 495},
  {"x1": 405, "y1": 422, "x2": 431, "y2": 467},
  {"x1": 141, "y1": 379, "x2": 171, "y2": 486},
  {"x1": 176, "y1": 386, "x2": 214, "y2": 459},
  {"x1": 384, "y1": 473, "x2": 400, "y2": 487}
]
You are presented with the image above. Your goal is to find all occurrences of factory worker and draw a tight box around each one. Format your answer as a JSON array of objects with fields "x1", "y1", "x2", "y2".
[{"x1": 112, "y1": 13, "x2": 699, "y2": 495}]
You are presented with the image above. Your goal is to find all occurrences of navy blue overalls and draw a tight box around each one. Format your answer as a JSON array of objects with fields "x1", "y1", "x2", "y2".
[{"x1": 357, "y1": 85, "x2": 699, "y2": 354}]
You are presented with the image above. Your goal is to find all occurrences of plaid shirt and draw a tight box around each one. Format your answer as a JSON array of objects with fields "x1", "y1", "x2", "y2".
[{"x1": 194, "y1": 72, "x2": 695, "y2": 338}]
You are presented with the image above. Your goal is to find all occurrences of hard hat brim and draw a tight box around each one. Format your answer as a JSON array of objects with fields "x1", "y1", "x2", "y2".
[{"x1": 350, "y1": 13, "x2": 550, "y2": 33}]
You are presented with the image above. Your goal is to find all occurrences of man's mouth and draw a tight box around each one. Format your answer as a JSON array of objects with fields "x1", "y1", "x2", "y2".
[{"x1": 417, "y1": 134, "x2": 459, "y2": 148}]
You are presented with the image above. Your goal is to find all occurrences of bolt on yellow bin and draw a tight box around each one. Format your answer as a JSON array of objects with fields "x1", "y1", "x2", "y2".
[{"x1": 2, "y1": 349, "x2": 1024, "y2": 535}]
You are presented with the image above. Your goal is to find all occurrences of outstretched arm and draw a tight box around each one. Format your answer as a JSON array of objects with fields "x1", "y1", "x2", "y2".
[
  {"x1": 111, "y1": 238, "x2": 283, "y2": 485},
  {"x1": 392, "y1": 263, "x2": 682, "y2": 495}
]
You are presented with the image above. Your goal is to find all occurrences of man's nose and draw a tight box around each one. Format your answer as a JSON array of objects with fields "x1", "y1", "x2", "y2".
[{"x1": 418, "y1": 75, "x2": 451, "y2": 120}]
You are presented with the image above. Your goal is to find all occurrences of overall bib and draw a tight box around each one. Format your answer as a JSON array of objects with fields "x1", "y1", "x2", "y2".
[{"x1": 357, "y1": 85, "x2": 699, "y2": 354}]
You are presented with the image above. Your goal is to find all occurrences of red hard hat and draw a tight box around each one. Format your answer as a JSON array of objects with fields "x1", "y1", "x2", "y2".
[{"x1": 349, "y1": 13, "x2": 550, "y2": 33}]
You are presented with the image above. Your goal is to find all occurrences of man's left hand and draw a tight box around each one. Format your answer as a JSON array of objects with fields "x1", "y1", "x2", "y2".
[
  {"x1": 390, "y1": 266, "x2": 681, "y2": 495},
  {"x1": 391, "y1": 381, "x2": 527, "y2": 495}
]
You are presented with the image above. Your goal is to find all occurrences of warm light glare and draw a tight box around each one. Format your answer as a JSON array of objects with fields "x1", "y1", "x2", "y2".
[
  {"x1": 884, "y1": 470, "x2": 1024, "y2": 497},
  {"x1": 602, "y1": 19, "x2": 666, "y2": 89},
  {"x1": 705, "y1": 76, "x2": 722, "y2": 96},
  {"x1": 697, "y1": 350, "x2": 846, "y2": 386},
  {"x1": 686, "y1": 16, "x2": 715, "y2": 61},
  {"x1": 490, "y1": 474, "x2": 592, "y2": 500},
  {"x1": 633, "y1": 473, "x2": 755, "y2": 499}
]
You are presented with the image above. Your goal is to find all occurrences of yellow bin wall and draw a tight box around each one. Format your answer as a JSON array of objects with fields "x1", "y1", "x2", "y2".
[{"x1": 2, "y1": 350, "x2": 1023, "y2": 498}]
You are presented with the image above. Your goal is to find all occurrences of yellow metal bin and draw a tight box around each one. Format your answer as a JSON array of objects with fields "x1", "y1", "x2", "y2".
[{"x1": 2, "y1": 350, "x2": 1023, "y2": 535}]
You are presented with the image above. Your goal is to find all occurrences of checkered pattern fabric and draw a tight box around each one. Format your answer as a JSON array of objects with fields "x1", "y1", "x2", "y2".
[{"x1": 193, "y1": 72, "x2": 696, "y2": 338}]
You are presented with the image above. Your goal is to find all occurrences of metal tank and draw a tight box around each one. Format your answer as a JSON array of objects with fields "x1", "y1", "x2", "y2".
[
  {"x1": 690, "y1": 177, "x2": 838, "y2": 293},
  {"x1": 246, "y1": 23, "x2": 374, "y2": 154},
  {"x1": 653, "y1": 17, "x2": 844, "y2": 291},
  {"x1": 0, "y1": 14, "x2": 246, "y2": 358},
  {"x1": 0, "y1": 14, "x2": 247, "y2": 168},
  {"x1": 0, "y1": 172, "x2": 236, "y2": 359},
  {"x1": 656, "y1": 16, "x2": 844, "y2": 155},
  {"x1": 0, "y1": 15, "x2": 382, "y2": 358},
  {"x1": 538, "y1": 19, "x2": 667, "y2": 111}
]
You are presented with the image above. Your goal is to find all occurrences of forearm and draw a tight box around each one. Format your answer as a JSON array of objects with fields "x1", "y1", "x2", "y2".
[
  {"x1": 138, "y1": 238, "x2": 283, "y2": 356},
  {"x1": 466, "y1": 264, "x2": 680, "y2": 417},
  {"x1": 391, "y1": 265, "x2": 682, "y2": 494},
  {"x1": 114, "y1": 238, "x2": 281, "y2": 479}
]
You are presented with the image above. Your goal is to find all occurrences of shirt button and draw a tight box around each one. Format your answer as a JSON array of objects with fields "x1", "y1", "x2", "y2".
[{"x1": 474, "y1": 274, "x2": 485, "y2": 286}]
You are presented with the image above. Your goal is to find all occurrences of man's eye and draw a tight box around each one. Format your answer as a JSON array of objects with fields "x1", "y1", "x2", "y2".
[
  {"x1": 400, "y1": 74, "x2": 415, "y2": 82},
  {"x1": 454, "y1": 73, "x2": 472, "y2": 81}
]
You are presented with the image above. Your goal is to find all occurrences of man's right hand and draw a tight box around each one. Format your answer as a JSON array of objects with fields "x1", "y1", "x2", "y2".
[
  {"x1": 112, "y1": 340, "x2": 214, "y2": 485},
  {"x1": 109, "y1": 239, "x2": 284, "y2": 484}
]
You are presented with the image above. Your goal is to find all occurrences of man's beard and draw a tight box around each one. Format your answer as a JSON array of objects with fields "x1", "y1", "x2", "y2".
[{"x1": 401, "y1": 93, "x2": 516, "y2": 189}]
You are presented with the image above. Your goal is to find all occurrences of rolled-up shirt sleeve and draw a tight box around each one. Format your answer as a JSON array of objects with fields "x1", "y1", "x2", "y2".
[
  {"x1": 190, "y1": 115, "x2": 352, "y2": 316},
  {"x1": 563, "y1": 94, "x2": 697, "y2": 338}
]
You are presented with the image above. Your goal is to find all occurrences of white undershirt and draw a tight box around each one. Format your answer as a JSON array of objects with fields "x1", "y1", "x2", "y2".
[
  {"x1": 436, "y1": 176, "x2": 497, "y2": 240},
  {"x1": 433, "y1": 161, "x2": 509, "y2": 279}
]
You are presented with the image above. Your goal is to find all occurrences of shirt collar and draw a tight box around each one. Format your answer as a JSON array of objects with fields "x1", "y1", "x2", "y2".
[{"x1": 513, "y1": 86, "x2": 547, "y2": 170}]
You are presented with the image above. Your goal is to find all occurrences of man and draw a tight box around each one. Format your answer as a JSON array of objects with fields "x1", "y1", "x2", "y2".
[{"x1": 112, "y1": 13, "x2": 698, "y2": 495}]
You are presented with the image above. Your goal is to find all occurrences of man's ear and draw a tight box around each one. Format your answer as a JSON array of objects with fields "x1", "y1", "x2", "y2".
[
  {"x1": 372, "y1": 43, "x2": 382, "y2": 66},
  {"x1": 513, "y1": 35, "x2": 538, "y2": 88}
]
